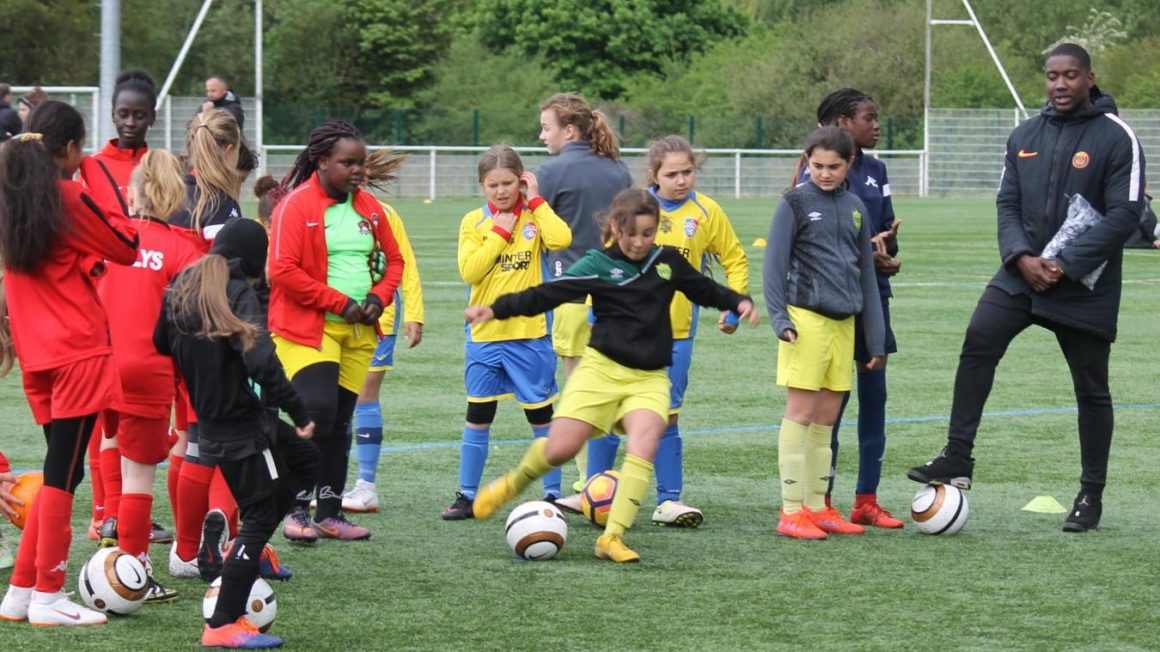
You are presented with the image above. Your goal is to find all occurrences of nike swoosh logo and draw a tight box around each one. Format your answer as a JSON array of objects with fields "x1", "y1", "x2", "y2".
[
  {"x1": 53, "y1": 609, "x2": 82, "y2": 621},
  {"x1": 306, "y1": 221, "x2": 321, "y2": 227},
  {"x1": 1017, "y1": 150, "x2": 1038, "y2": 159}
]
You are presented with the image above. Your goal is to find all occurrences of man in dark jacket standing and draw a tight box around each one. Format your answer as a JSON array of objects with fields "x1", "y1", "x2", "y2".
[
  {"x1": 907, "y1": 43, "x2": 1144, "y2": 533},
  {"x1": 0, "y1": 84, "x2": 22, "y2": 140},
  {"x1": 201, "y1": 76, "x2": 245, "y2": 131}
]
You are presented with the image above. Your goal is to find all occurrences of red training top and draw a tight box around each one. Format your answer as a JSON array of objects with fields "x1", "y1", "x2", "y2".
[
  {"x1": 0, "y1": 450, "x2": 9, "y2": 474},
  {"x1": 79, "y1": 139, "x2": 147, "y2": 219},
  {"x1": 268, "y1": 173, "x2": 404, "y2": 347},
  {"x1": 97, "y1": 218, "x2": 201, "y2": 417},
  {"x1": 3, "y1": 180, "x2": 139, "y2": 372}
]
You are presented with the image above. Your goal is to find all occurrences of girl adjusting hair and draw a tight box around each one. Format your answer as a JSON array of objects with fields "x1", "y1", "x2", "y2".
[
  {"x1": 345, "y1": 149, "x2": 425, "y2": 514},
  {"x1": 0, "y1": 101, "x2": 139, "y2": 626},
  {"x1": 268, "y1": 120, "x2": 405, "y2": 541},
  {"x1": 470, "y1": 188, "x2": 757, "y2": 563},
  {"x1": 563, "y1": 135, "x2": 749, "y2": 528},
  {"x1": 93, "y1": 150, "x2": 201, "y2": 603},
  {"x1": 809, "y1": 88, "x2": 904, "y2": 528},
  {"x1": 537, "y1": 92, "x2": 632, "y2": 499},
  {"x1": 441, "y1": 144, "x2": 572, "y2": 520},
  {"x1": 155, "y1": 218, "x2": 315, "y2": 649},
  {"x1": 764, "y1": 126, "x2": 885, "y2": 540}
]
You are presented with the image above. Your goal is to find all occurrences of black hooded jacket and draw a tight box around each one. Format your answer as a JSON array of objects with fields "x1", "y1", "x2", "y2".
[
  {"x1": 991, "y1": 88, "x2": 1145, "y2": 341},
  {"x1": 154, "y1": 220, "x2": 308, "y2": 441},
  {"x1": 206, "y1": 89, "x2": 245, "y2": 130}
]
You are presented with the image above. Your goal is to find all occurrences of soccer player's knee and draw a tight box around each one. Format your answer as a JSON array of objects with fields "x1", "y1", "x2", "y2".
[
  {"x1": 524, "y1": 405, "x2": 553, "y2": 425},
  {"x1": 466, "y1": 401, "x2": 498, "y2": 425}
]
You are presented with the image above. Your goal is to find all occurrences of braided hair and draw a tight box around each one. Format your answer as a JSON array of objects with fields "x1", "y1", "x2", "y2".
[
  {"x1": 281, "y1": 120, "x2": 363, "y2": 191},
  {"x1": 816, "y1": 88, "x2": 873, "y2": 127}
]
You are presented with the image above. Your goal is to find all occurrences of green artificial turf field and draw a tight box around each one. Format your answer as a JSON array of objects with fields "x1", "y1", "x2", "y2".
[{"x1": 2, "y1": 196, "x2": 1158, "y2": 650}]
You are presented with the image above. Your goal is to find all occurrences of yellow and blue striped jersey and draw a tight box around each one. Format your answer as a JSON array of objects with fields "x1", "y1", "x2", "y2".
[
  {"x1": 376, "y1": 202, "x2": 424, "y2": 336},
  {"x1": 652, "y1": 190, "x2": 748, "y2": 339},
  {"x1": 458, "y1": 198, "x2": 571, "y2": 342}
]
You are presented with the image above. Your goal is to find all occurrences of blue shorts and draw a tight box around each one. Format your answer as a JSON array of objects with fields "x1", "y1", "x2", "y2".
[
  {"x1": 854, "y1": 297, "x2": 898, "y2": 362},
  {"x1": 667, "y1": 338, "x2": 695, "y2": 414},
  {"x1": 369, "y1": 334, "x2": 397, "y2": 372},
  {"x1": 465, "y1": 337, "x2": 559, "y2": 408}
]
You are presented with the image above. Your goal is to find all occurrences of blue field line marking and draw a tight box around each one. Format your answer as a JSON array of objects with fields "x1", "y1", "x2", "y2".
[{"x1": 374, "y1": 401, "x2": 1160, "y2": 456}]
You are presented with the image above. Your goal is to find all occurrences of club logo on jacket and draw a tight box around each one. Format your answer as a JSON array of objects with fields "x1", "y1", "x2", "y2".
[
  {"x1": 1072, "y1": 151, "x2": 1090, "y2": 169},
  {"x1": 358, "y1": 220, "x2": 372, "y2": 236},
  {"x1": 852, "y1": 209, "x2": 863, "y2": 228},
  {"x1": 684, "y1": 218, "x2": 699, "y2": 237},
  {"x1": 656, "y1": 263, "x2": 672, "y2": 281},
  {"x1": 865, "y1": 176, "x2": 879, "y2": 189},
  {"x1": 522, "y1": 222, "x2": 538, "y2": 240}
]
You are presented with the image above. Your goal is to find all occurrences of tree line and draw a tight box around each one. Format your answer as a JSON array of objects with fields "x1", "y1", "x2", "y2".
[{"x1": 3, "y1": 0, "x2": 1158, "y2": 148}]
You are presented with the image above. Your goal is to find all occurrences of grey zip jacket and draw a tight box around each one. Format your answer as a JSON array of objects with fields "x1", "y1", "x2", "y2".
[{"x1": 763, "y1": 180, "x2": 885, "y2": 357}]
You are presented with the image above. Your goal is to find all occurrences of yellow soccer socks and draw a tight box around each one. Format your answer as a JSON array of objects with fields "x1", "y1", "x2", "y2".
[
  {"x1": 512, "y1": 437, "x2": 553, "y2": 493},
  {"x1": 604, "y1": 454, "x2": 653, "y2": 537},
  {"x1": 804, "y1": 423, "x2": 833, "y2": 512},
  {"x1": 778, "y1": 419, "x2": 809, "y2": 513}
]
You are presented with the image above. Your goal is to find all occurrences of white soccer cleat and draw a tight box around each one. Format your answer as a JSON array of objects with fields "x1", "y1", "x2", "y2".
[
  {"x1": 341, "y1": 479, "x2": 380, "y2": 513},
  {"x1": 0, "y1": 585, "x2": 32, "y2": 622},
  {"x1": 168, "y1": 542, "x2": 199, "y2": 579},
  {"x1": 554, "y1": 493, "x2": 584, "y2": 515},
  {"x1": 651, "y1": 500, "x2": 704, "y2": 528},
  {"x1": 28, "y1": 592, "x2": 107, "y2": 626}
]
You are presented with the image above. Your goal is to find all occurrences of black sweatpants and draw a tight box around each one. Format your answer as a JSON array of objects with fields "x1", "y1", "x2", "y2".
[
  {"x1": 946, "y1": 286, "x2": 1113, "y2": 492},
  {"x1": 290, "y1": 362, "x2": 358, "y2": 521}
]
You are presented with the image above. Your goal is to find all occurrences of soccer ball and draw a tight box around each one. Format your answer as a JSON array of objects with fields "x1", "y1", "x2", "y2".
[
  {"x1": 581, "y1": 470, "x2": 620, "y2": 527},
  {"x1": 78, "y1": 548, "x2": 149, "y2": 615},
  {"x1": 911, "y1": 484, "x2": 970, "y2": 535},
  {"x1": 5, "y1": 471, "x2": 42, "y2": 530},
  {"x1": 504, "y1": 500, "x2": 567, "y2": 561},
  {"x1": 203, "y1": 577, "x2": 278, "y2": 632}
]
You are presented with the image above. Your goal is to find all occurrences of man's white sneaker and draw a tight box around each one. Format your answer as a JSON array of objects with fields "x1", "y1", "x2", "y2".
[
  {"x1": 651, "y1": 500, "x2": 704, "y2": 528},
  {"x1": 0, "y1": 585, "x2": 32, "y2": 622},
  {"x1": 28, "y1": 592, "x2": 107, "y2": 626},
  {"x1": 168, "y1": 542, "x2": 199, "y2": 579},
  {"x1": 341, "y1": 479, "x2": 380, "y2": 513},
  {"x1": 554, "y1": 493, "x2": 584, "y2": 514}
]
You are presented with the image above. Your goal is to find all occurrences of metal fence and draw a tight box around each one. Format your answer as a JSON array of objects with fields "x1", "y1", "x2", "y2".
[{"x1": 14, "y1": 89, "x2": 1158, "y2": 199}]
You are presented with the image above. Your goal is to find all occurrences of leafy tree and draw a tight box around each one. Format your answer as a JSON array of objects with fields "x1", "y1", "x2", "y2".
[
  {"x1": 472, "y1": 0, "x2": 747, "y2": 100},
  {"x1": 0, "y1": 0, "x2": 97, "y2": 84},
  {"x1": 350, "y1": 0, "x2": 456, "y2": 108}
]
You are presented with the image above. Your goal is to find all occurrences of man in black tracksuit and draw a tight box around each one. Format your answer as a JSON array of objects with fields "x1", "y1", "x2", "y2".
[{"x1": 908, "y1": 43, "x2": 1145, "y2": 532}]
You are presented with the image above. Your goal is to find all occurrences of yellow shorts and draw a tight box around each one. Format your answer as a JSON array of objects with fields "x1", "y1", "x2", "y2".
[
  {"x1": 555, "y1": 347, "x2": 669, "y2": 434},
  {"x1": 551, "y1": 302, "x2": 591, "y2": 358},
  {"x1": 274, "y1": 321, "x2": 378, "y2": 393},
  {"x1": 776, "y1": 305, "x2": 854, "y2": 392}
]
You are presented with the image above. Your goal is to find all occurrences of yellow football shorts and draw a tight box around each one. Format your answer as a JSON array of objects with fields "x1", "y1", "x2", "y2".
[
  {"x1": 776, "y1": 305, "x2": 854, "y2": 392},
  {"x1": 274, "y1": 321, "x2": 378, "y2": 393},
  {"x1": 555, "y1": 347, "x2": 670, "y2": 434},
  {"x1": 551, "y1": 301, "x2": 592, "y2": 358}
]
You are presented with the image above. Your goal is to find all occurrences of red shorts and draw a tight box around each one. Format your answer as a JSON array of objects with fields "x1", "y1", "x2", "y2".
[
  {"x1": 22, "y1": 355, "x2": 121, "y2": 425},
  {"x1": 102, "y1": 410, "x2": 171, "y2": 465}
]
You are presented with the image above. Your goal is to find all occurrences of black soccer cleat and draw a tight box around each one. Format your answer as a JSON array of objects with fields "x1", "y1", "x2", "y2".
[
  {"x1": 1062, "y1": 490, "x2": 1102, "y2": 533},
  {"x1": 441, "y1": 492, "x2": 474, "y2": 520},
  {"x1": 906, "y1": 447, "x2": 974, "y2": 490},
  {"x1": 97, "y1": 516, "x2": 119, "y2": 549},
  {"x1": 198, "y1": 509, "x2": 228, "y2": 582}
]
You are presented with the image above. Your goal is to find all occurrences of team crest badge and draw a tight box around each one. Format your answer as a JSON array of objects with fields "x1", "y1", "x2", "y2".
[
  {"x1": 522, "y1": 222, "x2": 538, "y2": 240},
  {"x1": 656, "y1": 263, "x2": 672, "y2": 280},
  {"x1": 852, "y1": 209, "x2": 862, "y2": 228},
  {"x1": 358, "y1": 220, "x2": 372, "y2": 236},
  {"x1": 1072, "y1": 152, "x2": 1090, "y2": 169},
  {"x1": 660, "y1": 218, "x2": 673, "y2": 234},
  {"x1": 684, "y1": 218, "x2": 699, "y2": 237}
]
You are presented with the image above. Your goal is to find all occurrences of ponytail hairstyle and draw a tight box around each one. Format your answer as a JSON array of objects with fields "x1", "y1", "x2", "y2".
[
  {"x1": 113, "y1": 69, "x2": 158, "y2": 112},
  {"x1": 129, "y1": 150, "x2": 187, "y2": 220},
  {"x1": 646, "y1": 135, "x2": 697, "y2": 188},
  {"x1": 280, "y1": 120, "x2": 363, "y2": 191},
  {"x1": 167, "y1": 254, "x2": 259, "y2": 351},
  {"x1": 0, "y1": 100, "x2": 86, "y2": 273},
  {"x1": 253, "y1": 174, "x2": 282, "y2": 224},
  {"x1": 476, "y1": 144, "x2": 524, "y2": 183},
  {"x1": 790, "y1": 88, "x2": 875, "y2": 187},
  {"x1": 598, "y1": 188, "x2": 660, "y2": 243},
  {"x1": 364, "y1": 148, "x2": 407, "y2": 193},
  {"x1": 185, "y1": 109, "x2": 242, "y2": 232},
  {"x1": 540, "y1": 93, "x2": 620, "y2": 160}
]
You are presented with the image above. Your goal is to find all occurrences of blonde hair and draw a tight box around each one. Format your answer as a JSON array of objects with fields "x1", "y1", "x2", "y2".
[
  {"x1": 540, "y1": 93, "x2": 620, "y2": 160},
  {"x1": 476, "y1": 144, "x2": 524, "y2": 183},
  {"x1": 130, "y1": 150, "x2": 187, "y2": 220},
  {"x1": 168, "y1": 254, "x2": 259, "y2": 351},
  {"x1": 185, "y1": 109, "x2": 241, "y2": 231}
]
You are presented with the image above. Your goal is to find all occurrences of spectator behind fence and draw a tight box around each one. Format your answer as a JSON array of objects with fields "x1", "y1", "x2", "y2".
[
  {"x1": 200, "y1": 76, "x2": 244, "y2": 131},
  {"x1": 17, "y1": 87, "x2": 47, "y2": 129},
  {"x1": 0, "y1": 84, "x2": 22, "y2": 140}
]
